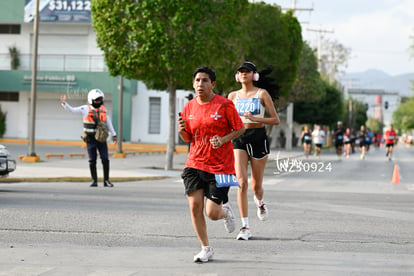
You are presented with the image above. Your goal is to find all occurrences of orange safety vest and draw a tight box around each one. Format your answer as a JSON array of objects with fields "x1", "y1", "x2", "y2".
[{"x1": 83, "y1": 105, "x2": 107, "y2": 134}]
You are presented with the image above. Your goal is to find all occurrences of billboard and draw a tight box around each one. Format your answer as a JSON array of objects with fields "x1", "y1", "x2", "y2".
[{"x1": 24, "y1": 0, "x2": 91, "y2": 23}]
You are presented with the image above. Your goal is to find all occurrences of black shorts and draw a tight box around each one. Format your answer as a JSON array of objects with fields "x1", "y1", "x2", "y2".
[
  {"x1": 386, "y1": 143, "x2": 394, "y2": 148},
  {"x1": 181, "y1": 167, "x2": 229, "y2": 205},
  {"x1": 335, "y1": 141, "x2": 343, "y2": 148},
  {"x1": 315, "y1": 143, "x2": 323, "y2": 148},
  {"x1": 232, "y1": 127, "x2": 269, "y2": 159}
]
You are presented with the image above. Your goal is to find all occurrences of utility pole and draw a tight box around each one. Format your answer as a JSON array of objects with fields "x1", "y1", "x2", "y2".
[
  {"x1": 284, "y1": 0, "x2": 313, "y2": 150},
  {"x1": 340, "y1": 78, "x2": 359, "y2": 128},
  {"x1": 113, "y1": 76, "x2": 126, "y2": 158},
  {"x1": 306, "y1": 27, "x2": 334, "y2": 147},
  {"x1": 306, "y1": 27, "x2": 334, "y2": 71},
  {"x1": 23, "y1": 0, "x2": 40, "y2": 162},
  {"x1": 290, "y1": 0, "x2": 314, "y2": 12},
  {"x1": 348, "y1": 99, "x2": 353, "y2": 128},
  {"x1": 282, "y1": 0, "x2": 313, "y2": 24}
]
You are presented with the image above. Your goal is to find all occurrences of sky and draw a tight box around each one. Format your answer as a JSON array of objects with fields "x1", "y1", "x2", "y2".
[{"x1": 260, "y1": 0, "x2": 414, "y2": 76}]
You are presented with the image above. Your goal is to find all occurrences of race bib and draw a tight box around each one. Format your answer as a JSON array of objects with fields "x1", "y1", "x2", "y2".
[
  {"x1": 336, "y1": 135, "x2": 343, "y2": 140},
  {"x1": 215, "y1": 174, "x2": 240, "y2": 188},
  {"x1": 235, "y1": 98, "x2": 261, "y2": 116},
  {"x1": 388, "y1": 135, "x2": 394, "y2": 139}
]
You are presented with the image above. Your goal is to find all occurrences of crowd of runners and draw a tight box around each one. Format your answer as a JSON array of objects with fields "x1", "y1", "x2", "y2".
[{"x1": 299, "y1": 121, "x2": 398, "y2": 161}]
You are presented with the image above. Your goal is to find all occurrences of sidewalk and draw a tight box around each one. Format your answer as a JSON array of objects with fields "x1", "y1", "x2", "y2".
[{"x1": 0, "y1": 140, "x2": 303, "y2": 183}]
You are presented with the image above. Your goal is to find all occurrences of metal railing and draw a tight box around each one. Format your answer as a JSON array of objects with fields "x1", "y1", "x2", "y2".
[{"x1": 0, "y1": 53, "x2": 108, "y2": 72}]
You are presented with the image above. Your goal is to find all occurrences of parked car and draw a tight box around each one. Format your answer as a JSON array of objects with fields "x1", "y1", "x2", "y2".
[{"x1": 0, "y1": 144, "x2": 16, "y2": 176}]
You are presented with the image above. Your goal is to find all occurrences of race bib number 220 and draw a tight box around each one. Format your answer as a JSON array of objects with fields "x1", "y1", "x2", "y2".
[{"x1": 235, "y1": 98, "x2": 261, "y2": 116}]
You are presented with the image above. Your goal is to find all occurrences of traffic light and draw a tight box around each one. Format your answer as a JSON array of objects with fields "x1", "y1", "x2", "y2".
[
  {"x1": 364, "y1": 103, "x2": 369, "y2": 110},
  {"x1": 384, "y1": 101, "x2": 389, "y2": 109}
]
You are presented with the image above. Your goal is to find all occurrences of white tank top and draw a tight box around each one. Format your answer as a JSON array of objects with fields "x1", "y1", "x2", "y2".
[{"x1": 235, "y1": 89, "x2": 265, "y2": 124}]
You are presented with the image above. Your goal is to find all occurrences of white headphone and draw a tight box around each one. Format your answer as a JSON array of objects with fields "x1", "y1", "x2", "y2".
[{"x1": 235, "y1": 71, "x2": 260, "y2": 82}]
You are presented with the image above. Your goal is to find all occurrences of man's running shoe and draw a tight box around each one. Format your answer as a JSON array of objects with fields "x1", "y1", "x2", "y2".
[
  {"x1": 254, "y1": 195, "x2": 268, "y2": 221},
  {"x1": 193, "y1": 246, "x2": 214, "y2": 263},
  {"x1": 222, "y1": 202, "x2": 235, "y2": 233},
  {"x1": 236, "y1": 226, "x2": 252, "y2": 240}
]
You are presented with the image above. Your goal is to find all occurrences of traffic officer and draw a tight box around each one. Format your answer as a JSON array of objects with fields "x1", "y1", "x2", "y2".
[{"x1": 61, "y1": 89, "x2": 117, "y2": 187}]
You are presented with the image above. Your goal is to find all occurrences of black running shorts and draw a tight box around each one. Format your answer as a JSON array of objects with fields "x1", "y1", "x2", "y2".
[
  {"x1": 181, "y1": 167, "x2": 229, "y2": 205},
  {"x1": 232, "y1": 127, "x2": 269, "y2": 159}
]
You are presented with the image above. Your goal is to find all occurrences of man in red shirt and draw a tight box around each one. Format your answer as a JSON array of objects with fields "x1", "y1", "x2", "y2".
[
  {"x1": 178, "y1": 67, "x2": 245, "y2": 263},
  {"x1": 384, "y1": 124, "x2": 397, "y2": 161}
]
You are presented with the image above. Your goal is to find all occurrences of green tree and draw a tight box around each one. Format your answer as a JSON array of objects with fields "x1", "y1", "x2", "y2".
[
  {"x1": 276, "y1": 9, "x2": 303, "y2": 103},
  {"x1": 319, "y1": 38, "x2": 352, "y2": 83},
  {"x1": 92, "y1": 0, "x2": 247, "y2": 170},
  {"x1": 343, "y1": 99, "x2": 368, "y2": 130},
  {"x1": 366, "y1": 117, "x2": 383, "y2": 134},
  {"x1": 293, "y1": 80, "x2": 343, "y2": 126},
  {"x1": 219, "y1": 4, "x2": 302, "y2": 103},
  {"x1": 352, "y1": 102, "x2": 368, "y2": 129},
  {"x1": 393, "y1": 95, "x2": 414, "y2": 132},
  {"x1": 8, "y1": 45, "x2": 20, "y2": 70},
  {"x1": 289, "y1": 42, "x2": 325, "y2": 103},
  {"x1": 321, "y1": 82, "x2": 344, "y2": 128}
]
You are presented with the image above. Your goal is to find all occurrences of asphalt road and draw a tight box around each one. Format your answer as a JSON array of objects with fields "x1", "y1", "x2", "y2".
[{"x1": 0, "y1": 145, "x2": 413, "y2": 275}]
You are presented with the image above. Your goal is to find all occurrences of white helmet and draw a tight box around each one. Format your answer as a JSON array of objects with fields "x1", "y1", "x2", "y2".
[{"x1": 87, "y1": 88, "x2": 105, "y2": 104}]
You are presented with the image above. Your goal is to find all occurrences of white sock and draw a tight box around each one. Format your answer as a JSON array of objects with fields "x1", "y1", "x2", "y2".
[
  {"x1": 241, "y1": 217, "x2": 249, "y2": 228},
  {"x1": 254, "y1": 195, "x2": 264, "y2": 206}
]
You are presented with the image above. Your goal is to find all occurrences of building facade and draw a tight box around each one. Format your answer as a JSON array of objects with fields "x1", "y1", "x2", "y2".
[
  {"x1": 0, "y1": 0, "x2": 191, "y2": 144},
  {"x1": 347, "y1": 88, "x2": 400, "y2": 128}
]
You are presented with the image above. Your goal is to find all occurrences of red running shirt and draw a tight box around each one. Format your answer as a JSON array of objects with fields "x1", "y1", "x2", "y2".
[
  {"x1": 181, "y1": 94, "x2": 244, "y2": 174},
  {"x1": 384, "y1": 129, "x2": 397, "y2": 144}
]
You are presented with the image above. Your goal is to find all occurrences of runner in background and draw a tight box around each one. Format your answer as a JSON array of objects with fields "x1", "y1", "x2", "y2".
[
  {"x1": 357, "y1": 125, "x2": 367, "y2": 160},
  {"x1": 300, "y1": 125, "x2": 312, "y2": 158},
  {"x1": 312, "y1": 124, "x2": 325, "y2": 158},
  {"x1": 333, "y1": 121, "x2": 345, "y2": 159},
  {"x1": 384, "y1": 124, "x2": 397, "y2": 161},
  {"x1": 343, "y1": 127, "x2": 353, "y2": 158}
]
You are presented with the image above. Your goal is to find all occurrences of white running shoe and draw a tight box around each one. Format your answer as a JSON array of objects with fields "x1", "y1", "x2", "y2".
[
  {"x1": 222, "y1": 202, "x2": 236, "y2": 233},
  {"x1": 236, "y1": 227, "x2": 252, "y2": 240},
  {"x1": 254, "y1": 196, "x2": 268, "y2": 221},
  {"x1": 193, "y1": 246, "x2": 214, "y2": 263}
]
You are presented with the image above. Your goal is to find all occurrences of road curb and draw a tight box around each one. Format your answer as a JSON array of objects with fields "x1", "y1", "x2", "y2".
[{"x1": 0, "y1": 176, "x2": 169, "y2": 183}]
